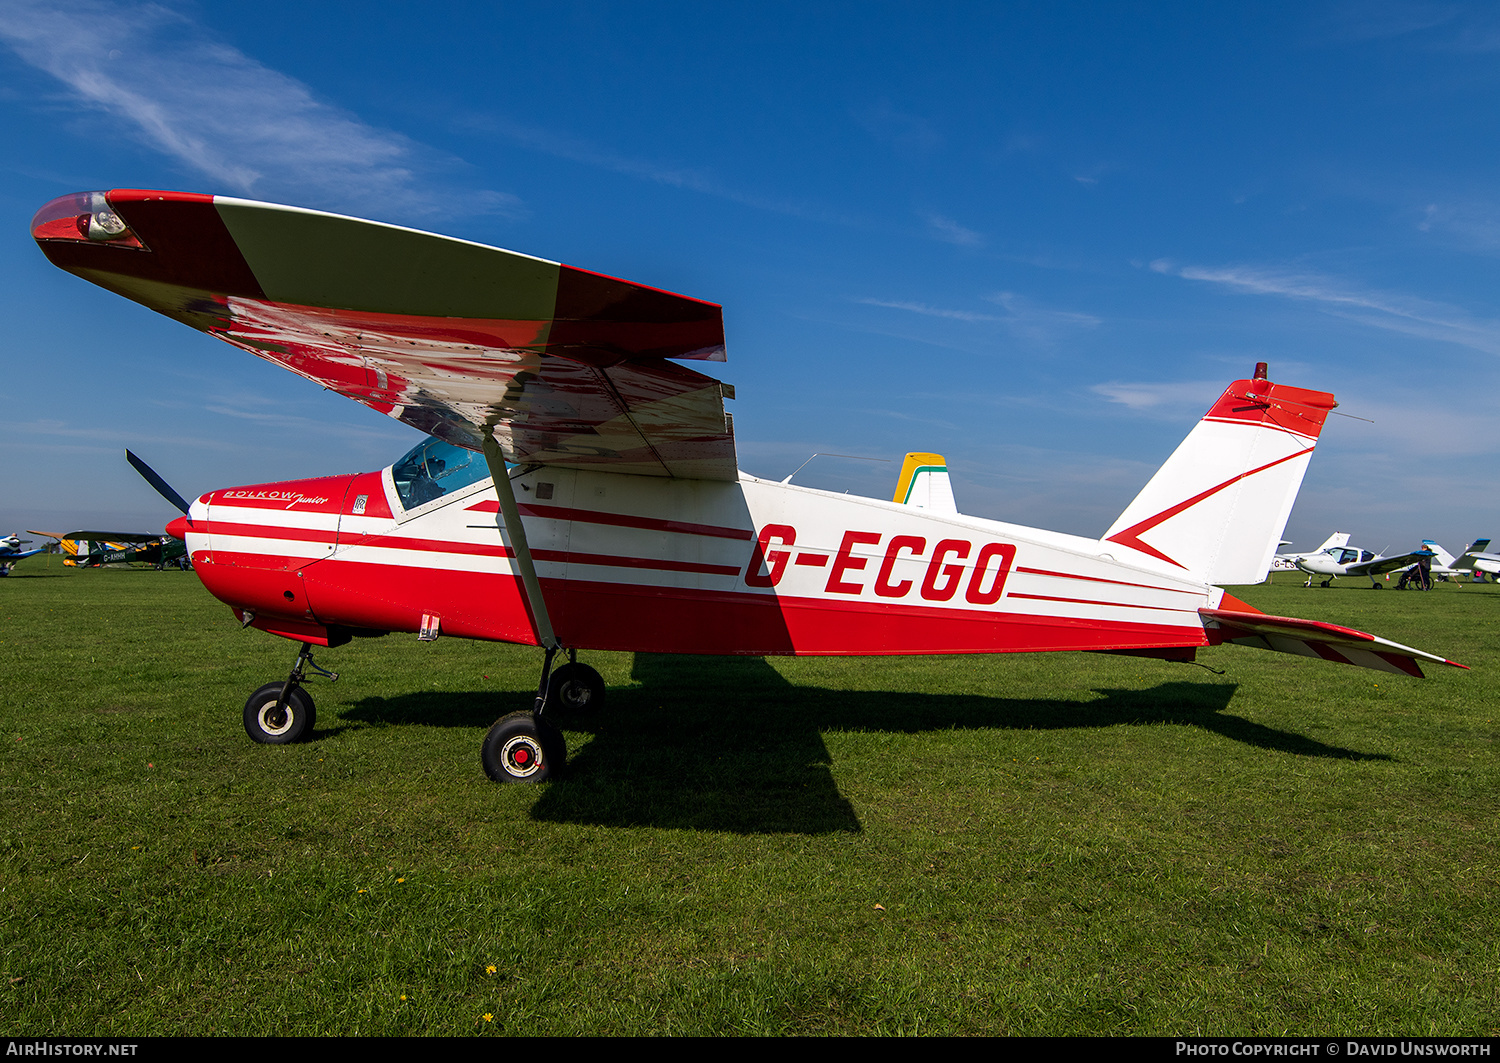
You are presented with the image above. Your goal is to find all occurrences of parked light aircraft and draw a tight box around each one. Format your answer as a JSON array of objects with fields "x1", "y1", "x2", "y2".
[
  {"x1": 26, "y1": 530, "x2": 139, "y2": 566},
  {"x1": 30, "y1": 189, "x2": 1466, "y2": 783},
  {"x1": 64, "y1": 531, "x2": 191, "y2": 570},
  {"x1": 52, "y1": 452, "x2": 195, "y2": 570},
  {"x1": 1294, "y1": 544, "x2": 1438, "y2": 588},
  {"x1": 1442, "y1": 539, "x2": 1499, "y2": 581},
  {"x1": 1270, "y1": 532, "x2": 1350, "y2": 571},
  {"x1": 0, "y1": 534, "x2": 50, "y2": 576},
  {"x1": 1390, "y1": 540, "x2": 1493, "y2": 590}
]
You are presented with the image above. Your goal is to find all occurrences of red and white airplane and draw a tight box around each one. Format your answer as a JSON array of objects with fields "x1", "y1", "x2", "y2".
[{"x1": 30, "y1": 189, "x2": 1466, "y2": 782}]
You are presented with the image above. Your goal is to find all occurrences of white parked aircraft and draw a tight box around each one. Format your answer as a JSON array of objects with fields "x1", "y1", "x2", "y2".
[
  {"x1": 0, "y1": 533, "x2": 49, "y2": 576},
  {"x1": 1271, "y1": 532, "x2": 1350, "y2": 571},
  {"x1": 1438, "y1": 539, "x2": 1497, "y2": 581},
  {"x1": 1296, "y1": 544, "x2": 1438, "y2": 589}
]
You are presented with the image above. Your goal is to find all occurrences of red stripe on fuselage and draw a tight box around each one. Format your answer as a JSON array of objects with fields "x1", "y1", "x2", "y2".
[
  {"x1": 466, "y1": 499, "x2": 753, "y2": 541},
  {"x1": 205, "y1": 519, "x2": 740, "y2": 576},
  {"x1": 1006, "y1": 592, "x2": 1197, "y2": 613},
  {"x1": 201, "y1": 520, "x2": 337, "y2": 545},
  {"x1": 1014, "y1": 566, "x2": 1205, "y2": 595}
]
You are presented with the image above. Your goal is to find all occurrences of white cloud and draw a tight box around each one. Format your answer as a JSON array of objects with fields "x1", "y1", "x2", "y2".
[
  {"x1": 921, "y1": 211, "x2": 984, "y2": 247},
  {"x1": 854, "y1": 297, "x2": 999, "y2": 324},
  {"x1": 1315, "y1": 392, "x2": 1499, "y2": 459},
  {"x1": 854, "y1": 292, "x2": 1099, "y2": 345},
  {"x1": 1151, "y1": 259, "x2": 1500, "y2": 356},
  {"x1": 855, "y1": 100, "x2": 944, "y2": 156},
  {"x1": 1090, "y1": 380, "x2": 1225, "y2": 412},
  {"x1": 0, "y1": 0, "x2": 518, "y2": 218},
  {"x1": 1417, "y1": 198, "x2": 1500, "y2": 253},
  {"x1": 471, "y1": 113, "x2": 853, "y2": 224},
  {"x1": 982, "y1": 291, "x2": 1100, "y2": 340}
]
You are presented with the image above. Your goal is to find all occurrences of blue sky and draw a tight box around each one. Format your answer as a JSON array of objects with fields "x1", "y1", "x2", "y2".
[{"x1": 2, "y1": 0, "x2": 1498, "y2": 560}]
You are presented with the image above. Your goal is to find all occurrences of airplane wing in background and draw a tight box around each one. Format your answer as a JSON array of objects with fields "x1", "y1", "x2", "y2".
[
  {"x1": 32, "y1": 190, "x2": 738, "y2": 481},
  {"x1": 1344, "y1": 550, "x2": 1434, "y2": 578},
  {"x1": 58, "y1": 531, "x2": 164, "y2": 543}
]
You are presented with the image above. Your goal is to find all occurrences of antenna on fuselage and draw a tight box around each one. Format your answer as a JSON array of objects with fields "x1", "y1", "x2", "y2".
[{"x1": 780, "y1": 453, "x2": 890, "y2": 484}]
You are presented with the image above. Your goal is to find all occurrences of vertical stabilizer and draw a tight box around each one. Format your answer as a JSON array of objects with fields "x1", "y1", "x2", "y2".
[
  {"x1": 893, "y1": 452, "x2": 957, "y2": 514},
  {"x1": 1423, "y1": 540, "x2": 1456, "y2": 569},
  {"x1": 1453, "y1": 539, "x2": 1492, "y2": 570},
  {"x1": 1102, "y1": 367, "x2": 1337, "y2": 585}
]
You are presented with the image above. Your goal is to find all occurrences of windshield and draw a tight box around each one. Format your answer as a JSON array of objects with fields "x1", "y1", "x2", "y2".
[{"x1": 391, "y1": 438, "x2": 489, "y2": 510}]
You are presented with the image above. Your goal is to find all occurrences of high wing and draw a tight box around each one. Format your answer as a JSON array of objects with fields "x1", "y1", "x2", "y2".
[
  {"x1": 32, "y1": 190, "x2": 737, "y2": 481},
  {"x1": 55, "y1": 531, "x2": 166, "y2": 544},
  {"x1": 1344, "y1": 549, "x2": 1434, "y2": 577}
]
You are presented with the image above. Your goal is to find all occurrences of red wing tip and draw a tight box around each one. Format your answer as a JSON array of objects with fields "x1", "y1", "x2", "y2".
[{"x1": 1200, "y1": 607, "x2": 1372, "y2": 642}]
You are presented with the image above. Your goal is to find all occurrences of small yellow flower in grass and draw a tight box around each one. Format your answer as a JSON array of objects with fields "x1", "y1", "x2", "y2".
[
  {"x1": 486, "y1": 964, "x2": 497, "y2": 975},
  {"x1": 397, "y1": 877, "x2": 406, "y2": 883},
  {"x1": 483, "y1": 1014, "x2": 493, "y2": 1023}
]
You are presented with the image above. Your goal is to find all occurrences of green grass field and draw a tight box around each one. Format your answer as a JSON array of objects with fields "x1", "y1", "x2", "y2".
[{"x1": 1, "y1": 559, "x2": 1495, "y2": 1035}]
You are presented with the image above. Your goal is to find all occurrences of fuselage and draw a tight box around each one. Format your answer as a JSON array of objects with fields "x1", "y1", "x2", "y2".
[
  {"x1": 171, "y1": 455, "x2": 1230, "y2": 657},
  {"x1": 1295, "y1": 547, "x2": 1376, "y2": 579}
]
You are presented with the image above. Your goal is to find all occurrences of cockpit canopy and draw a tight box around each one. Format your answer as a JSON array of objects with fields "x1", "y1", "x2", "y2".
[{"x1": 391, "y1": 438, "x2": 489, "y2": 511}]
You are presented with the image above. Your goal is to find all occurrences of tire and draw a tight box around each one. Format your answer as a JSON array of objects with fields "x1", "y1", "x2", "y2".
[
  {"x1": 243, "y1": 682, "x2": 317, "y2": 744},
  {"x1": 481, "y1": 711, "x2": 566, "y2": 783},
  {"x1": 547, "y1": 662, "x2": 605, "y2": 714}
]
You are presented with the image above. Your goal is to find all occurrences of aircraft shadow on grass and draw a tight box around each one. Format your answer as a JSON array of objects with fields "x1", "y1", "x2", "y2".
[{"x1": 344, "y1": 655, "x2": 1389, "y2": 835}]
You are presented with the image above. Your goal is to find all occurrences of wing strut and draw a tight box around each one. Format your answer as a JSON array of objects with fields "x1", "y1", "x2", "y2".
[{"x1": 481, "y1": 433, "x2": 558, "y2": 652}]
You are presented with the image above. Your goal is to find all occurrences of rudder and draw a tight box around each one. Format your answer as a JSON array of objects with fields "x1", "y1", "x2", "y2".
[{"x1": 1102, "y1": 364, "x2": 1336, "y2": 585}]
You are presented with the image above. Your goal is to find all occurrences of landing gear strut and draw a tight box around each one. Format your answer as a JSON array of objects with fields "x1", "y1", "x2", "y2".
[{"x1": 243, "y1": 641, "x2": 337, "y2": 744}]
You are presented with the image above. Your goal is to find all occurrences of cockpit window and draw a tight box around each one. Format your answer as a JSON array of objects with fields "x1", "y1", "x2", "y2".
[{"x1": 391, "y1": 438, "x2": 489, "y2": 511}]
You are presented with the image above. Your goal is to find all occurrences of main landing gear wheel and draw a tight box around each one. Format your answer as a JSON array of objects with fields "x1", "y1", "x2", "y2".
[
  {"x1": 243, "y1": 683, "x2": 317, "y2": 744},
  {"x1": 547, "y1": 662, "x2": 605, "y2": 714},
  {"x1": 482, "y1": 711, "x2": 566, "y2": 783}
]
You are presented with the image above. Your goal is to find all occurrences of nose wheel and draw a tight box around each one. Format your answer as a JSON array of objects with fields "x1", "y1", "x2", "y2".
[
  {"x1": 242, "y1": 641, "x2": 336, "y2": 744},
  {"x1": 244, "y1": 683, "x2": 316, "y2": 744}
]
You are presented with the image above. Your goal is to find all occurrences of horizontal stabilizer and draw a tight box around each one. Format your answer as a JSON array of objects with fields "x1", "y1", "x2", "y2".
[{"x1": 1201, "y1": 607, "x2": 1467, "y2": 678}]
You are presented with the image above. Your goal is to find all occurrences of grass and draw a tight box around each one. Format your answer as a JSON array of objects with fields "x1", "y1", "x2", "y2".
[{"x1": 1, "y1": 558, "x2": 1496, "y2": 1035}]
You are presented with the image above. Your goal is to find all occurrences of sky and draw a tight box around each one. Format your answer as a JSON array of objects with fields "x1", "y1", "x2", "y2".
[{"x1": 2, "y1": 0, "x2": 1499, "y2": 560}]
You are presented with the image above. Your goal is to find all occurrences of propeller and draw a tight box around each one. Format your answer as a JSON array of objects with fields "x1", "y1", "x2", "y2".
[{"x1": 126, "y1": 450, "x2": 192, "y2": 516}]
